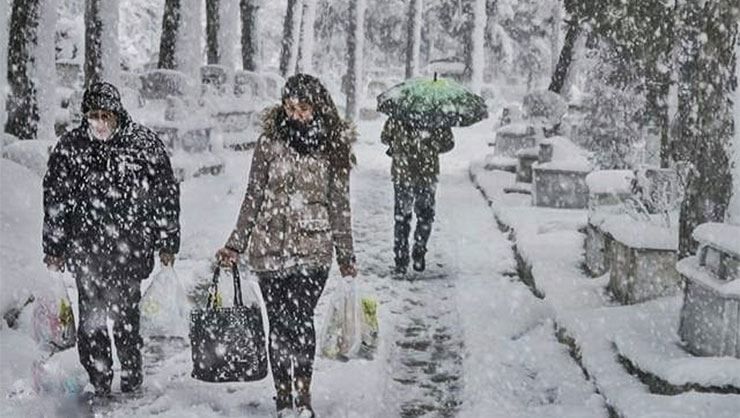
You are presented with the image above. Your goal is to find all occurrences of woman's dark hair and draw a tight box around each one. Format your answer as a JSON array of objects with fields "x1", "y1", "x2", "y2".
[{"x1": 281, "y1": 74, "x2": 352, "y2": 169}]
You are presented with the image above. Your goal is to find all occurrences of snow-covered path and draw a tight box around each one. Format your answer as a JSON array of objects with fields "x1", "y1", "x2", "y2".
[{"x1": 3, "y1": 121, "x2": 606, "y2": 417}]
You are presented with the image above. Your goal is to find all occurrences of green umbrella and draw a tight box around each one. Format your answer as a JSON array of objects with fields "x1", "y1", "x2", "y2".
[{"x1": 376, "y1": 74, "x2": 488, "y2": 129}]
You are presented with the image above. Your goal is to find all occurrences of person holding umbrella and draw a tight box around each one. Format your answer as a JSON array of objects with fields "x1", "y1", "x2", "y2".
[{"x1": 378, "y1": 74, "x2": 487, "y2": 275}]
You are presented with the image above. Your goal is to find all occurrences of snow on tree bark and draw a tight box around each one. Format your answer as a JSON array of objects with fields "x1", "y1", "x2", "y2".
[
  {"x1": 548, "y1": 17, "x2": 579, "y2": 94},
  {"x1": 280, "y1": 0, "x2": 303, "y2": 77},
  {"x1": 1, "y1": 0, "x2": 9, "y2": 131},
  {"x1": 297, "y1": 0, "x2": 317, "y2": 74},
  {"x1": 240, "y1": 0, "x2": 261, "y2": 72},
  {"x1": 405, "y1": 0, "x2": 422, "y2": 79},
  {"x1": 345, "y1": 0, "x2": 366, "y2": 120},
  {"x1": 158, "y1": 0, "x2": 201, "y2": 93},
  {"x1": 85, "y1": 0, "x2": 120, "y2": 87},
  {"x1": 729, "y1": 37, "x2": 740, "y2": 226},
  {"x1": 218, "y1": 0, "x2": 241, "y2": 70},
  {"x1": 5, "y1": 0, "x2": 56, "y2": 140},
  {"x1": 673, "y1": 0, "x2": 739, "y2": 256},
  {"x1": 470, "y1": 0, "x2": 486, "y2": 93},
  {"x1": 206, "y1": 0, "x2": 220, "y2": 64},
  {"x1": 158, "y1": 0, "x2": 180, "y2": 70}
]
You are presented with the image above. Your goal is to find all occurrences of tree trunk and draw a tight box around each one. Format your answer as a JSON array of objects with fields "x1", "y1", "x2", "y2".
[
  {"x1": 673, "y1": 0, "x2": 738, "y2": 257},
  {"x1": 218, "y1": 0, "x2": 240, "y2": 69},
  {"x1": 1, "y1": 0, "x2": 12, "y2": 131},
  {"x1": 405, "y1": 0, "x2": 422, "y2": 79},
  {"x1": 158, "y1": 0, "x2": 180, "y2": 69},
  {"x1": 297, "y1": 0, "x2": 317, "y2": 74},
  {"x1": 548, "y1": 17, "x2": 579, "y2": 94},
  {"x1": 85, "y1": 0, "x2": 120, "y2": 87},
  {"x1": 345, "y1": 0, "x2": 366, "y2": 120},
  {"x1": 206, "y1": 0, "x2": 220, "y2": 64},
  {"x1": 240, "y1": 0, "x2": 261, "y2": 71},
  {"x1": 279, "y1": 0, "x2": 303, "y2": 77},
  {"x1": 5, "y1": 0, "x2": 40, "y2": 139},
  {"x1": 470, "y1": 0, "x2": 486, "y2": 92}
]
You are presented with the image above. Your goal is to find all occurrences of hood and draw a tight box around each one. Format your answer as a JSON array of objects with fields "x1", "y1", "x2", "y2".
[{"x1": 81, "y1": 81, "x2": 131, "y2": 127}]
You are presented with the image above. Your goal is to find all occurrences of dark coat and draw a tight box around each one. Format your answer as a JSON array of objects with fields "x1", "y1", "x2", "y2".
[
  {"x1": 381, "y1": 118, "x2": 454, "y2": 185},
  {"x1": 43, "y1": 82, "x2": 180, "y2": 279}
]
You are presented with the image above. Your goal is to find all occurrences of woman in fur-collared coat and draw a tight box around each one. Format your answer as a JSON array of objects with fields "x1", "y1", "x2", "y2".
[{"x1": 216, "y1": 74, "x2": 357, "y2": 418}]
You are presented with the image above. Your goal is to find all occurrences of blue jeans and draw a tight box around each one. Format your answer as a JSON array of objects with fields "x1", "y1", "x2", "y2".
[{"x1": 393, "y1": 182, "x2": 436, "y2": 266}]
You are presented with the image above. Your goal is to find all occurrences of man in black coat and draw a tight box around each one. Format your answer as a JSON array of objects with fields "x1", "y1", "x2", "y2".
[{"x1": 42, "y1": 81, "x2": 180, "y2": 398}]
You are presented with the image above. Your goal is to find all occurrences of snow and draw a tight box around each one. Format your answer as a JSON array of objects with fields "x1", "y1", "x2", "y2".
[
  {"x1": 99, "y1": 0, "x2": 122, "y2": 86},
  {"x1": 0, "y1": 0, "x2": 9, "y2": 130},
  {"x1": 175, "y1": 0, "x2": 202, "y2": 96},
  {"x1": 693, "y1": 223, "x2": 740, "y2": 257},
  {"x1": 729, "y1": 38, "x2": 740, "y2": 226},
  {"x1": 297, "y1": 0, "x2": 317, "y2": 74},
  {"x1": 470, "y1": 0, "x2": 487, "y2": 93},
  {"x1": 534, "y1": 136, "x2": 592, "y2": 172},
  {"x1": 586, "y1": 170, "x2": 635, "y2": 195},
  {"x1": 496, "y1": 121, "x2": 535, "y2": 136},
  {"x1": 1, "y1": 140, "x2": 55, "y2": 179},
  {"x1": 601, "y1": 214, "x2": 678, "y2": 251},
  {"x1": 217, "y1": 0, "x2": 241, "y2": 71},
  {"x1": 470, "y1": 158, "x2": 740, "y2": 417},
  {"x1": 407, "y1": 0, "x2": 423, "y2": 78},
  {"x1": 677, "y1": 257, "x2": 740, "y2": 298}
]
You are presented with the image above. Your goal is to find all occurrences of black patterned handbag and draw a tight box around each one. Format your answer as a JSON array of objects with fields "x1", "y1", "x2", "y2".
[{"x1": 190, "y1": 265, "x2": 268, "y2": 382}]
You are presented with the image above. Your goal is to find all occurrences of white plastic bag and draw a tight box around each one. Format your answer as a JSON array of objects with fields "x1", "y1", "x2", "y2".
[
  {"x1": 319, "y1": 278, "x2": 362, "y2": 360},
  {"x1": 140, "y1": 266, "x2": 189, "y2": 338},
  {"x1": 32, "y1": 349, "x2": 88, "y2": 396},
  {"x1": 32, "y1": 272, "x2": 76, "y2": 353}
]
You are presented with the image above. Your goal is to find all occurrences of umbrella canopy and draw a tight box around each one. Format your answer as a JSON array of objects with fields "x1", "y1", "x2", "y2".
[{"x1": 376, "y1": 75, "x2": 488, "y2": 129}]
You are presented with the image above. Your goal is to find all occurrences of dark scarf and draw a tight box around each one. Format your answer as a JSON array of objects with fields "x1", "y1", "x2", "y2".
[{"x1": 277, "y1": 110, "x2": 329, "y2": 156}]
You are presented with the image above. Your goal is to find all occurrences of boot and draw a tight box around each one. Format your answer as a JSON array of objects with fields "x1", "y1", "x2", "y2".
[
  {"x1": 295, "y1": 378, "x2": 314, "y2": 418},
  {"x1": 275, "y1": 383, "x2": 293, "y2": 415}
]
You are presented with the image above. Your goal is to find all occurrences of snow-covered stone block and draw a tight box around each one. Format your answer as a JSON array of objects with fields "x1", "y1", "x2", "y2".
[
  {"x1": 515, "y1": 146, "x2": 539, "y2": 183},
  {"x1": 1, "y1": 140, "x2": 55, "y2": 177},
  {"x1": 695, "y1": 223, "x2": 740, "y2": 282},
  {"x1": 603, "y1": 216, "x2": 681, "y2": 304},
  {"x1": 152, "y1": 121, "x2": 213, "y2": 154},
  {"x1": 483, "y1": 154, "x2": 517, "y2": 173},
  {"x1": 532, "y1": 167, "x2": 589, "y2": 209},
  {"x1": 584, "y1": 223, "x2": 611, "y2": 277},
  {"x1": 55, "y1": 60, "x2": 82, "y2": 89},
  {"x1": 586, "y1": 170, "x2": 635, "y2": 220},
  {"x1": 261, "y1": 72, "x2": 285, "y2": 100},
  {"x1": 635, "y1": 166, "x2": 680, "y2": 214},
  {"x1": 678, "y1": 255, "x2": 740, "y2": 358},
  {"x1": 170, "y1": 150, "x2": 225, "y2": 181},
  {"x1": 493, "y1": 123, "x2": 540, "y2": 158},
  {"x1": 201, "y1": 65, "x2": 230, "y2": 96},
  {"x1": 0, "y1": 133, "x2": 19, "y2": 150},
  {"x1": 140, "y1": 69, "x2": 189, "y2": 100},
  {"x1": 234, "y1": 70, "x2": 265, "y2": 99}
]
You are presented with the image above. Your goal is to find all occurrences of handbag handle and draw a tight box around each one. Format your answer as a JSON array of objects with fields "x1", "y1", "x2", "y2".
[{"x1": 207, "y1": 265, "x2": 244, "y2": 309}]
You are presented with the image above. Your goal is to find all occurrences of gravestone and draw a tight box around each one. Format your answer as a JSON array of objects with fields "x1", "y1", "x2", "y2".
[
  {"x1": 201, "y1": 65, "x2": 230, "y2": 96},
  {"x1": 56, "y1": 60, "x2": 82, "y2": 89},
  {"x1": 678, "y1": 223, "x2": 740, "y2": 358},
  {"x1": 234, "y1": 70, "x2": 266, "y2": 99},
  {"x1": 262, "y1": 72, "x2": 285, "y2": 100},
  {"x1": 515, "y1": 147, "x2": 539, "y2": 183},
  {"x1": 140, "y1": 70, "x2": 188, "y2": 100},
  {"x1": 493, "y1": 123, "x2": 540, "y2": 158}
]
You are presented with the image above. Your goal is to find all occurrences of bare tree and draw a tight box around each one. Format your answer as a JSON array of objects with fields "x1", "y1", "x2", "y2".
[
  {"x1": 345, "y1": 0, "x2": 366, "y2": 120},
  {"x1": 240, "y1": 0, "x2": 261, "y2": 71},
  {"x1": 470, "y1": 0, "x2": 486, "y2": 92},
  {"x1": 405, "y1": 0, "x2": 423, "y2": 79},
  {"x1": 1, "y1": 0, "x2": 11, "y2": 131}
]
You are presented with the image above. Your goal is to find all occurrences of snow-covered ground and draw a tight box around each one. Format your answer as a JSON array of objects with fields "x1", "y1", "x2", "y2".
[{"x1": 0, "y1": 117, "x2": 621, "y2": 417}]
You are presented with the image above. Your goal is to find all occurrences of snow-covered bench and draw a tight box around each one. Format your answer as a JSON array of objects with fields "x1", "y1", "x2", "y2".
[
  {"x1": 602, "y1": 213, "x2": 681, "y2": 304},
  {"x1": 531, "y1": 137, "x2": 591, "y2": 209},
  {"x1": 583, "y1": 170, "x2": 635, "y2": 277},
  {"x1": 678, "y1": 223, "x2": 740, "y2": 358}
]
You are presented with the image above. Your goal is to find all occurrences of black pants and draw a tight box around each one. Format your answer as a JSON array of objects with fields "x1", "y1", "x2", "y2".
[
  {"x1": 258, "y1": 268, "x2": 328, "y2": 402},
  {"x1": 75, "y1": 268, "x2": 143, "y2": 393},
  {"x1": 394, "y1": 181, "x2": 437, "y2": 266}
]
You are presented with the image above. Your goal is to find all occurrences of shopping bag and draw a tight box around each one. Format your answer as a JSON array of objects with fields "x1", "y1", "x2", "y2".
[
  {"x1": 141, "y1": 266, "x2": 189, "y2": 338},
  {"x1": 319, "y1": 278, "x2": 362, "y2": 360},
  {"x1": 189, "y1": 265, "x2": 268, "y2": 382},
  {"x1": 358, "y1": 296, "x2": 379, "y2": 359},
  {"x1": 32, "y1": 273, "x2": 76, "y2": 353},
  {"x1": 32, "y1": 349, "x2": 88, "y2": 396}
]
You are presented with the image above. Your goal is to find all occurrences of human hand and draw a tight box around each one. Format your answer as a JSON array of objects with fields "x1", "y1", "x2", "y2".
[
  {"x1": 339, "y1": 263, "x2": 357, "y2": 278},
  {"x1": 216, "y1": 247, "x2": 239, "y2": 267},
  {"x1": 44, "y1": 255, "x2": 65, "y2": 272},
  {"x1": 159, "y1": 250, "x2": 176, "y2": 266}
]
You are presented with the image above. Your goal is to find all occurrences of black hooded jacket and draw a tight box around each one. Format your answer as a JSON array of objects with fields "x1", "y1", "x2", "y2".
[{"x1": 43, "y1": 82, "x2": 180, "y2": 279}]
